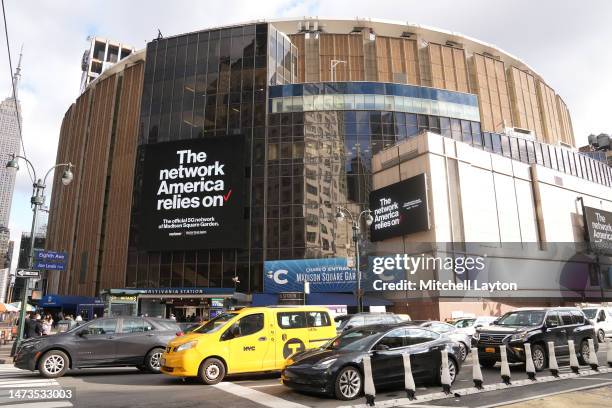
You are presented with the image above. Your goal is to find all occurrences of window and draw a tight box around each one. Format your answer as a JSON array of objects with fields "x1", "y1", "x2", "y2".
[
  {"x1": 428, "y1": 322, "x2": 454, "y2": 333},
  {"x1": 598, "y1": 310, "x2": 606, "y2": 322},
  {"x1": 377, "y1": 328, "x2": 405, "y2": 349},
  {"x1": 231, "y1": 313, "x2": 264, "y2": 337},
  {"x1": 404, "y1": 328, "x2": 438, "y2": 345},
  {"x1": 570, "y1": 311, "x2": 585, "y2": 325},
  {"x1": 277, "y1": 311, "x2": 307, "y2": 329},
  {"x1": 306, "y1": 311, "x2": 331, "y2": 327},
  {"x1": 122, "y1": 318, "x2": 153, "y2": 333},
  {"x1": 559, "y1": 311, "x2": 573, "y2": 326},
  {"x1": 87, "y1": 319, "x2": 117, "y2": 335},
  {"x1": 545, "y1": 312, "x2": 561, "y2": 326}
]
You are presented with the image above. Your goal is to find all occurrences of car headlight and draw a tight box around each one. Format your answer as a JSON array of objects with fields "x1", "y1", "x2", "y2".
[
  {"x1": 21, "y1": 341, "x2": 41, "y2": 349},
  {"x1": 175, "y1": 341, "x2": 197, "y2": 352},
  {"x1": 313, "y1": 358, "x2": 337, "y2": 369},
  {"x1": 510, "y1": 332, "x2": 529, "y2": 342}
]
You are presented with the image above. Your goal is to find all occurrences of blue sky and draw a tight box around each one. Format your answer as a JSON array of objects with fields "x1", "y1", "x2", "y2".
[{"x1": 2, "y1": 0, "x2": 611, "y2": 269}]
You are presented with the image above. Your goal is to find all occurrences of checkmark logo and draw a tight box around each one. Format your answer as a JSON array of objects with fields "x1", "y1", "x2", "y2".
[{"x1": 223, "y1": 189, "x2": 232, "y2": 202}]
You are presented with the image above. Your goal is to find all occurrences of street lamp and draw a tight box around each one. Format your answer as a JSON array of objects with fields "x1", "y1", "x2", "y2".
[
  {"x1": 336, "y1": 206, "x2": 373, "y2": 313},
  {"x1": 5, "y1": 153, "x2": 74, "y2": 347}
]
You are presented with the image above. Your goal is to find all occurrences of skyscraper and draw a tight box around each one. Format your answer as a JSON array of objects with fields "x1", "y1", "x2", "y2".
[{"x1": 0, "y1": 50, "x2": 22, "y2": 228}]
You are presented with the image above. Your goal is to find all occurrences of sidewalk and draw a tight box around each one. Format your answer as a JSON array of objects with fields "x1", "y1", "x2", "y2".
[{"x1": 502, "y1": 384, "x2": 612, "y2": 407}]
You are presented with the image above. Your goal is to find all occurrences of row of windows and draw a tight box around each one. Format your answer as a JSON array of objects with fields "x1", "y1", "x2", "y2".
[
  {"x1": 269, "y1": 94, "x2": 480, "y2": 122},
  {"x1": 269, "y1": 82, "x2": 479, "y2": 107}
]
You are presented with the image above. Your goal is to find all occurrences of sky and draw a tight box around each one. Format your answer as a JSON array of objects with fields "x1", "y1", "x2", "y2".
[{"x1": 2, "y1": 0, "x2": 612, "y2": 268}]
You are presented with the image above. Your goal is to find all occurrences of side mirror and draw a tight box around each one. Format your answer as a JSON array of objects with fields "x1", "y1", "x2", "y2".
[
  {"x1": 374, "y1": 343, "x2": 389, "y2": 352},
  {"x1": 77, "y1": 329, "x2": 88, "y2": 337},
  {"x1": 597, "y1": 316, "x2": 605, "y2": 322},
  {"x1": 345, "y1": 325, "x2": 353, "y2": 331}
]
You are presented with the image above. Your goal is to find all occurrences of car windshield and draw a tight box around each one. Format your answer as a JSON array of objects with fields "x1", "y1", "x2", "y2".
[
  {"x1": 324, "y1": 328, "x2": 380, "y2": 352},
  {"x1": 582, "y1": 309, "x2": 597, "y2": 319},
  {"x1": 334, "y1": 316, "x2": 349, "y2": 330},
  {"x1": 454, "y1": 319, "x2": 475, "y2": 328},
  {"x1": 496, "y1": 311, "x2": 545, "y2": 327},
  {"x1": 192, "y1": 312, "x2": 238, "y2": 334}
]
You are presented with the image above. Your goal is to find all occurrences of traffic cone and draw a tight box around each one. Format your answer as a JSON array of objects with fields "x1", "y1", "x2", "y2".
[
  {"x1": 588, "y1": 338, "x2": 599, "y2": 371},
  {"x1": 402, "y1": 353, "x2": 416, "y2": 400},
  {"x1": 524, "y1": 343, "x2": 536, "y2": 380},
  {"x1": 471, "y1": 347, "x2": 484, "y2": 389},
  {"x1": 547, "y1": 341, "x2": 559, "y2": 377},
  {"x1": 440, "y1": 349, "x2": 452, "y2": 394},
  {"x1": 362, "y1": 355, "x2": 376, "y2": 406},
  {"x1": 568, "y1": 339, "x2": 580, "y2": 374},
  {"x1": 500, "y1": 346, "x2": 511, "y2": 385},
  {"x1": 606, "y1": 339, "x2": 612, "y2": 368}
]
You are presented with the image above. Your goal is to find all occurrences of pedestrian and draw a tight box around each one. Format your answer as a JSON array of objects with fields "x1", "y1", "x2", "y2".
[
  {"x1": 24, "y1": 313, "x2": 43, "y2": 338},
  {"x1": 170, "y1": 314, "x2": 176, "y2": 321},
  {"x1": 75, "y1": 315, "x2": 83, "y2": 325},
  {"x1": 42, "y1": 315, "x2": 53, "y2": 336}
]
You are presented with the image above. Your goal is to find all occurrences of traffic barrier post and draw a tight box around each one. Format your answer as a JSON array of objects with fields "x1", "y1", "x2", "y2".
[
  {"x1": 524, "y1": 343, "x2": 536, "y2": 380},
  {"x1": 500, "y1": 346, "x2": 511, "y2": 385},
  {"x1": 402, "y1": 353, "x2": 416, "y2": 400},
  {"x1": 587, "y1": 338, "x2": 599, "y2": 371},
  {"x1": 362, "y1": 355, "x2": 376, "y2": 406},
  {"x1": 547, "y1": 341, "x2": 559, "y2": 377},
  {"x1": 471, "y1": 347, "x2": 483, "y2": 389},
  {"x1": 606, "y1": 339, "x2": 612, "y2": 368},
  {"x1": 568, "y1": 339, "x2": 580, "y2": 374},
  {"x1": 440, "y1": 349, "x2": 452, "y2": 394}
]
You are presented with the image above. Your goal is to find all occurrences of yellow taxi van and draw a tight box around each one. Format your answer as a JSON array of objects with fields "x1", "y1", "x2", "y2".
[{"x1": 160, "y1": 306, "x2": 336, "y2": 384}]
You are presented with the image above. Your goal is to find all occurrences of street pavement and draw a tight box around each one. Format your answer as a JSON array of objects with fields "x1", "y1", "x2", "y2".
[{"x1": 0, "y1": 343, "x2": 610, "y2": 407}]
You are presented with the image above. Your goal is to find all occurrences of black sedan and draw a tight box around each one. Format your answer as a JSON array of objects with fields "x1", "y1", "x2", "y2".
[
  {"x1": 14, "y1": 317, "x2": 180, "y2": 378},
  {"x1": 281, "y1": 324, "x2": 462, "y2": 400}
]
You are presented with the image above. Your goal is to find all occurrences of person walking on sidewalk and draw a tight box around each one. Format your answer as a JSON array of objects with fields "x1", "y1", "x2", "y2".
[
  {"x1": 42, "y1": 315, "x2": 53, "y2": 336},
  {"x1": 24, "y1": 313, "x2": 42, "y2": 338}
]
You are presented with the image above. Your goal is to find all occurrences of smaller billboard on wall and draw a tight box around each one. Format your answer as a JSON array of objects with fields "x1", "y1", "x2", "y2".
[
  {"x1": 584, "y1": 206, "x2": 612, "y2": 256},
  {"x1": 263, "y1": 258, "x2": 356, "y2": 293},
  {"x1": 369, "y1": 173, "x2": 430, "y2": 242}
]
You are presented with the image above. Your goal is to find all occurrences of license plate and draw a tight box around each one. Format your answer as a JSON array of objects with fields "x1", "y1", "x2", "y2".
[
  {"x1": 160, "y1": 357, "x2": 166, "y2": 366},
  {"x1": 485, "y1": 347, "x2": 495, "y2": 353}
]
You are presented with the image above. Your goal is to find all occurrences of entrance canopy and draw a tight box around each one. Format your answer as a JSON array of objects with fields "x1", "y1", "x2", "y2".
[{"x1": 252, "y1": 292, "x2": 392, "y2": 307}]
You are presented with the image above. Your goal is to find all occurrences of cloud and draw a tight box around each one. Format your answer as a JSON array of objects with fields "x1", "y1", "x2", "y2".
[{"x1": 2, "y1": 0, "x2": 610, "y2": 265}]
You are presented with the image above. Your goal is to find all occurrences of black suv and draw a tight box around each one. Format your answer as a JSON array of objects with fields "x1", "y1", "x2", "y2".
[
  {"x1": 334, "y1": 313, "x2": 405, "y2": 334},
  {"x1": 473, "y1": 307, "x2": 597, "y2": 371}
]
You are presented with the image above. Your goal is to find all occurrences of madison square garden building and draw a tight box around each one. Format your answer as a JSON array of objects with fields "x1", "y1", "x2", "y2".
[{"x1": 45, "y1": 19, "x2": 612, "y2": 320}]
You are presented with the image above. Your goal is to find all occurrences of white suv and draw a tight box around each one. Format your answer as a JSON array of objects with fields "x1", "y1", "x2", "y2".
[{"x1": 582, "y1": 307, "x2": 612, "y2": 343}]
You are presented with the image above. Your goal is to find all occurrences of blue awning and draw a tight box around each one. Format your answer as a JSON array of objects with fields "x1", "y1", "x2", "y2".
[
  {"x1": 307, "y1": 292, "x2": 393, "y2": 307},
  {"x1": 38, "y1": 295, "x2": 103, "y2": 309},
  {"x1": 251, "y1": 293, "x2": 278, "y2": 306}
]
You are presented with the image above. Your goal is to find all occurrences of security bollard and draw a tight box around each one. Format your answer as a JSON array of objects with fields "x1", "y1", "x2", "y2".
[
  {"x1": 440, "y1": 349, "x2": 452, "y2": 394},
  {"x1": 500, "y1": 346, "x2": 511, "y2": 385},
  {"x1": 524, "y1": 343, "x2": 536, "y2": 380},
  {"x1": 362, "y1": 355, "x2": 376, "y2": 406},
  {"x1": 402, "y1": 353, "x2": 416, "y2": 400},
  {"x1": 588, "y1": 338, "x2": 599, "y2": 371},
  {"x1": 607, "y1": 339, "x2": 612, "y2": 368},
  {"x1": 471, "y1": 347, "x2": 483, "y2": 389},
  {"x1": 568, "y1": 339, "x2": 580, "y2": 374},
  {"x1": 547, "y1": 341, "x2": 559, "y2": 377}
]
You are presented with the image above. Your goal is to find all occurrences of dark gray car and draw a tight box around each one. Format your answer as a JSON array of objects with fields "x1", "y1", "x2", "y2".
[{"x1": 14, "y1": 317, "x2": 180, "y2": 378}]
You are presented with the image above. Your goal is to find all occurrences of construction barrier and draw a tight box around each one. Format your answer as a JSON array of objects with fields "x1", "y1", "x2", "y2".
[
  {"x1": 607, "y1": 339, "x2": 612, "y2": 368},
  {"x1": 402, "y1": 353, "x2": 416, "y2": 400},
  {"x1": 568, "y1": 339, "x2": 580, "y2": 374},
  {"x1": 499, "y1": 346, "x2": 511, "y2": 385},
  {"x1": 524, "y1": 343, "x2": 536, "y2": 380},
  {"x1": 362, "y1": 355, "x2": 376, "y2": 406},
  {"x1": 471, "y1": 347, "x2": 484, "y2": 389},
  {"x1": 440, "y1": 349, "x2": 452, "y2": 394},
  {"x1": 547, "y1": 341, "x2": 559, "y2": 377},
  {"x1": 587, "y1": 338, "x2": 599, "y2": 371}
]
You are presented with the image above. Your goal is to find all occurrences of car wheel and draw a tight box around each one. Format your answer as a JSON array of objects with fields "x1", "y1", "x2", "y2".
[
  {"x1": 530, "y1": 344, "x2": 547, "y2": 372},
  {"x1": 578, "y1": 339, "x2": 590, "y2": 365},
  {"x1": 334, "y1": 366, "x2": 362, "y2": 400},
  {"x1": 597, "y1": 329, "x2": 605, "y2": 343},
  {"x1": 144, "y1": 348, "x2": 165, "y2": 373},
  {"x1": 437, "y1": 357, "x2": 458, "y2": 384},
  {"x1": 199, "y1": 358, "x2": 226, "y2": 385},
  {"x1": 480, "y1": 359, "x2": 496, "y2": 368},
  {"x1": 38, "y1": 350, "x2": 69, "y2": 378},
  {"x1": 458, "y1": 343, "x2": 468, "y2": 362}
]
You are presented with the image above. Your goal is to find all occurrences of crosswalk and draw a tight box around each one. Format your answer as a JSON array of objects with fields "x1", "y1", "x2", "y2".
[{"x1": 0, "y1": 365, "x2": 73, "y2": 407}]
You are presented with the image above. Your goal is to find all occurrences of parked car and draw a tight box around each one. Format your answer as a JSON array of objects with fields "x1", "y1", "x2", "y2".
[
  {"x1": 281, "y1": 324, "x2": 462, "y2": 400},
  {"x1": 581, "y1": 306, "x2": 612, "y2": 343},
  {"x1": 161, "y1": 306, "x2": 336, "y2": 384},
  {"x1": 454, "y1": 316, "x2": 498, "y2": 337},
  {"x1": 473, "y1": 307, "x2": 597, "y2": 371},
  {"x1": 334, "y1": 313, "x2": 404, "y2": 334},
  {"x1": 403, "y1": 320, "x2": 471, "y2": 361},
  {"x1": 14, "y1": 317, "x2": 181, "y2": 378}
]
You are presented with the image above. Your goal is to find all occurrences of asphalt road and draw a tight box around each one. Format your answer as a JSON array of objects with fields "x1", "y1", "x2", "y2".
[{"x1": 0, "y1": 344, "x2": 610, "y2": 408}]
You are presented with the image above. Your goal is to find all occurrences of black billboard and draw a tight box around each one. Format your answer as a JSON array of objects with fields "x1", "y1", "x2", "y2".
[
  {"x1": 369, "y1": 173, "x2": 429, "y2": 241},
  {"x1": 139, "y1": 136, "x2": 246, "y2": 251},
  {"x1": 584, "y1": 206, "x2": 612, "y2": 256}
]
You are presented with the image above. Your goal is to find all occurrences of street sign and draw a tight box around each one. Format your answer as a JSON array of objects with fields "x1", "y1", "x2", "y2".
[
  {"x1": 33, "y1": 249, "x2": 67, "y2": 271},
  {"x1": 16, "y1": 269, "x2": 40, "y2": 279}
]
